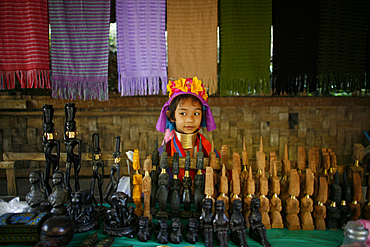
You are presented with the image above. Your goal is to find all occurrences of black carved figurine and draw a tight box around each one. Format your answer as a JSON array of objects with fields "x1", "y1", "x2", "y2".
[
  {"x1": 339, "y1": 169, "x2": 352, "y2": 228},
  {"x1": 170, "y1": 153, "x2": 182, "y2": 218},
  {"x1": 64, "y1": 103, "x2": 82, "y2": 194},
  {"x1": 185, "y1": 218, "x2": 199, "y2": 244},
  {"x1": 230, "y1": 199, "x2": 249, "y2": 247},
  {"x1": 249, "y1": 197, "x2": 271, "y2": 247},
  {"x1": 326, "y1": 170, "x2": 342, "y2": 230},
  {"x1": 156, "y1": 144, "x2": 170, "y2": 219},
  {"x1": 138, "y1": 216, "x2": 151, "y2": 242},
  {"x1": 200, "y1": 198, "x2": 213, "y2": 247},
  {"x1": 104, "y1": 136, "x2": 121, "y2": 206},
  {"x1": 156, "y1": 218, "x2": 169, "y2": 244},
  {"x1": 170, "y1": 218, "x2": 183, "y2": 244},
  {"x1": 26, "y1": 169, "x2": 49, "y2": 213},
  {"x1": 182, "y1": 151, "x2": 193, "y2": 218},
  {"x1": 213, "y1": 200, "x2": 229, "y2": 247},
  {"x1": 150, "y1": 137, "x2": 160, "y2": 217},
  {"x1": 48, "y1": 170, "x2": 69, "y2": 215},
  {"x1": 194, "y1": 138, "x2": 205, "y2": 218},
  {"x1": 42, "y1": 104, "x2": 60, "y2": 195}
]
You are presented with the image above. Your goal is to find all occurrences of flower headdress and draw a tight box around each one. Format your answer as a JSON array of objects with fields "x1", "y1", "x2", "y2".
[{"x1": 156, "y1": 77, "x2": 216, "y2": 136}]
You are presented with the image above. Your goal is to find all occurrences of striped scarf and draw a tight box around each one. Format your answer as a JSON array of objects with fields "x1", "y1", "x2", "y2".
[
  {"x1": 0, "y1": 0, "x2": 50, "y2": 89},
  {"x1": 49, "y1": 0, "x2": 111, "y2": 101}
]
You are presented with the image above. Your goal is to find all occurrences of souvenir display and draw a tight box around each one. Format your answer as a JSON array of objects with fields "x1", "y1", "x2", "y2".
[
  {"x1": 213, "y1": 200, "x2": 229, "y2": 247},
  {"x1": 42, "y1": 104, "x2": 60, "y2": 195},
  {"x1": 67, "y1": 189, "x2": 99, "y2": 233},
  {"x1": 48, "y1": 170, "x2": 69, "y2": 215},
  {"x1": 249, "y1": 197, "x2": 271, "y2": 247},
  {"x1": 169, "y1": 153, "x2": 182, "y2": 219},
  {"x1": 132, "y1": 149, "x2": 143, "y2": 217},
  {"x1": 104, "y1": 136, "x2": 121, "y2": 206},
  {"x1": 103, "y1": 191, "x2": 139, "y2": 238},
  {"x1": 64, "y1": 103, "x2": 82, "y2": 194},
  {"x1": 26, "y1": 170, "x2": 49, "y2": 213},
  {"x1": 143, "y1": 159, "x2": 153, "y2": 222},
  {"x1": 182, "y1": 151, "x2": 193, "y2": 218},
  {"x1": 90, "y1": 133, "x2": 106, "y2": 215}
]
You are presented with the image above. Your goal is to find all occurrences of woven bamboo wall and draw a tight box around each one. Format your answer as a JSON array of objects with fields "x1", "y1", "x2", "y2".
[{"x1": 0, "y1": 96, "x2": 369, "y2": 175}]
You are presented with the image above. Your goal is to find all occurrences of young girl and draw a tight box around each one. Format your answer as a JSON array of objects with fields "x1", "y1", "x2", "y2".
[{"x1": 156, "y1": 77, "x2": 220, "y2": 180}]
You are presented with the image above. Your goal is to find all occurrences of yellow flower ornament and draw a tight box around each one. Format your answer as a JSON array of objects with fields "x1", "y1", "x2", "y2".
[{"x1": 167, "y1": 76, "x2": 208, "y2": 102}]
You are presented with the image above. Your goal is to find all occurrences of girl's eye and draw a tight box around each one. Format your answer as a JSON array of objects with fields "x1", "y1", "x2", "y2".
[
  {"x1": 180, "y1": 112, "x2": 186, "y2": 116},
  {"x1": 194, "y1": 112, "x2": 200, "y2": 116}
]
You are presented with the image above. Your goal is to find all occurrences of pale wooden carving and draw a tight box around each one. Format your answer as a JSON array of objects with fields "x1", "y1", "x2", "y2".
[
  {"x1": 217, "y1": 164, "x2": 229, "y2": 218},
  {"x1": 269, "y1": 160, "x2": 283, "y2": 228},
  {"x1": 243, "y1": 166, "x2": 255, "y2": 229},
  {"x1": 299, "y1": 168, "x2": 314, "y2": 230},
  {"x1": 142, "y1": 159, "x2": 152, "y2": 221},
  {"x1": 259, "y1": 168, "x2": 271, "y2": 229},
  {"x1": 284, "y1": 169, "x2": 301, "y2": 230},
  {"x1": 280, "y1": 143, "x2": 290, "y2": 203},
  {"x1": 349, "y1": 172, "x2": 362, "y2": 220},
  {"x1": 313, "y1": 176, "x2": 328, "y2": 230}
]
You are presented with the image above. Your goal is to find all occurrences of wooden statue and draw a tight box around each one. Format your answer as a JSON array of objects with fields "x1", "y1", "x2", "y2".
[
  {"x1": 213, "y1": 200, "x2": 229, "y2": 247},
  {"x1": 313, "y1": 176, "x2": 328, "y2": 230},
  {"x1": 90, "y1": 133, "x2": 105, "y2": 215},
  {"x1": 249, "y1": 197, "x2": 271, "y2": 247},
  {"x1": 156, "y1": 145, "x2": 170, "y2": 219},
  {"x1": 104, "y1": 136, "x2": 121, "y2": 206},
  {"x1": 244, "y1": 166, "x2": 255, "y2": 228},
  {"x1": 241, "y1": 138, "x2": 249, "y2": 198},
  {"x1": 169, "y1": 218, "x2": 183, "y2": 244},
  {"x1": 259, "y1": 168, "x2": 271, "y2": 229},
  {"x1": 217, "y1": 164, "x2": 230, "y2": 218},
  {"x1": 297, "y1": 146, "x2": 306, "y2": 199},
  {"x1": 138, "y1": 216, "x2": 151, "y2": 242},
  {"x1": 230, "y1": 199, "x2": 248, "y2": 247},
  {"x1": 48, "y1": 170, "x2": 69, "y2": 215},
  {"x1": 185, "y1": 218, "x2": 199, "y2": 244},
  {"x1": 200, "y1": 198, "x2": 214, "y2": 247},
  {"x1": 220, "y1": 144, "x2": 229, "y2": 178},
  {"x1": 284, "y1": 169, "x2": 301, "y2": 230},
  {"x1": 280, "y1": 143, "x2": 291, "y2": 202},
  {"x1": 255, "y1": 136, "x2": 265, "y2": 198},
  {"x1": 230, "y1": 152, "x2": 241, "y2": 201},
  {"x1": 299, "y1": 168, "x2": 314, "y2": 230},
  {"x1": 309, "y1": 148, "x2": 319, "y2": 204},
  {"x1": 194, "y1": 140, "x2": 205, "y2": 218},
  {"x1": 329, "y1": 150, "x2": 338, "y2": 183},
  {"x1": 156, "y1": 218, "x2": 169, "y2": 244},
  {"x1": 132, "y1": 149, "x2": 143, "y2": 217},
  {"x1": 268, "y1": 151, "x2": 277, "y2": 199},
  {"x1": 170, "y1": 153, "x2": 181, "y2": 219},
  {"x1": 143, "y1": 159, "x2": 152, "y2": 222},
  {"x1": 339, "y1": 169, "x2": 352, "y2": 228},
  {"x1": 326, "y1": 170, "x2": 341, "y2": 229},
  {"x1": 209, "y1": 140, "x2": 220, "y2": 199},
  {"x1": 269, "y1": 160, "x2": 283, "y2": 228},
  {"x1": 182, "y1": 151, "x2": 193, "y2": 218},
  {"x1": 347, "y1": 144, "x2": 365, "y2": 186},
  {"x1": 205, "y1": 167, "x2": 215, "y2": 203},
  {"x1": 349, "y1": 172, "x2": 362, "y2": 220},
  {"x1": 321, "y1": 148, "x2": 330, "y2": 177},
  {"x1": 150, "y1": 138, "x2": 159, "y2": 216},
  {"x1": 26, "y1": 170, "x2": 48, "y2": 213}
]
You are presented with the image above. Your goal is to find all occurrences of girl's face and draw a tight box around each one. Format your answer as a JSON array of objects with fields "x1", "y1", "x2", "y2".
[{"x1": 170, "y1": 97, "x2": 202, "y2": 134}]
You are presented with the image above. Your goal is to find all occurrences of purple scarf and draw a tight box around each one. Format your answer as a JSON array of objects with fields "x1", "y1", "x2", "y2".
[
  {"x1": 49, "y1": 0, "x2": 111, "y2": 101},
  {"x1": 116, "y1": 0, "x2": 167, "y2": 96}
]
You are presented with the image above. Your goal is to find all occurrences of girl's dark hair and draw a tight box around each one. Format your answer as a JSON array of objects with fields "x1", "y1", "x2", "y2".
[{"x1": 168, "y1": 94, "x2": 203, "y2": 122}]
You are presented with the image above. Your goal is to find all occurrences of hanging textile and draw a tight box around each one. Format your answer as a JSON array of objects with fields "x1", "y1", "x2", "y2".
[
  {"x1": 116, "y1": 0, "x2": 167, "y2": 96},
  {"x1": 219, "y1": 0, "x2": 272, "y2": 96},
  {"x1": 49, "y1": 0, "x2": 111, "y2": 101},
  {"x1": 366, "y1": 8, "x2": 370, "y2": 93},
  {"x1": 0, "y1": 0, "x2": 50, "y2": 90},
  {"x1": 167, "y1": 0, "x2": 218, "y2": 95},
  {"x1": 272, "y1": 0, "x2": 320, "y2": 95},
  {"x1": 317, "y1": 0, "x2": 369, "y2": 94}
]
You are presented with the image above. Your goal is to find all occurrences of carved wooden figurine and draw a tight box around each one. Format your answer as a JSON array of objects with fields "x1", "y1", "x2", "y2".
[
  {"x1": 90, "y1": 133, "x2": 105, "y2": 214},
  {"x1": 143, "y1": 159, "x2": 152, "y2": 222},
  {"x1": 326, "y1": 170, "x2": 341, "y2": 229},
  {"x1": 156, "y1": 218, "x2": 169, "y2": 244},
  {"x1": 259, "y1": 168, "x2": 271, "y2": 229},
  {"x1": 150, "y1": 138, "x2": 159, "y2": 216},
  {"x1": 249, "y1": 197, "x2": 271, "y2": 247},
  {"x1": 104, "y1": 136, "x2": 121, "y2": 206},
  {"x1": 339, "y1": 169, "x2": 352, "y2": 228},
  {"x1": 347, "y1": 144, "x2": 365, "y2": 186},
  {"x1": 299, "y1": 168, "x2": 314, "y2": 230},
  {"x1": 205, "y1": 166, "x2": 215, "y2": 204},
  {"x1": 321, "y1": 148, "x2": 330, "y2": 178},
  {"x1": 42, "y1": 104, "x2": 60, "y2": 195},
  {"x1": 309, "y1": 148, "x2": 319, "y2": 205},
  {"x1": 194, "y1": 139, "x2": 205, "y2": 218},
  {"x1": 217, "y1": 164, "x2": 230, "y2": 218},
  {"x1": 48, "y1": 170, "x2": 69, "y2": 215},
  {"x1": 209, "y1": 140, "x2": 220, "y2": 199},
  {"x1": 182, "y1": 151, "x2": 193, "y2": 218},
  {"x1": 313, "y1": 176, "x2": 328, "y2": 230},
  {"x1": 329, "y1": 150, "x2": 338, "y2": 184},
  {"x1": 349, "y1": 172, "x2": 362, "y2": 220},
  {"x1": 26, "y1": 170, "x2": 48, "y2": 213},
  {"x1": 213, "y1": 200, "x2": 229, "y2": 247},
  {"x1": 230, "y1": 199, "x2": 248, "y2": 247},
  {"x1": 156, "y1": 145, "x2": 170, "y2": 219},
  {"x1": 230, "y1": 153, "x2": 242, "y2": 204},
  {"x1": 269, "y1": 160, "x2": 283, "y2": 229},
  {"x1": 255, "y1": 136, "x2": 266, "y2": 198},
  {"x1": 297, "y1": 146, "x2": 306, "y2": 198},
  {"x1": 244, "y1": 166, "x2": 255, "y2": 229},
  {"x1": 170, "y1": 153, "x2": 181, "y2": 219},
  {"x1": 185, "y1": 218, "x2": 199, "y2": 244},
  {"x1": 138, "y1": 216, "x2": 151, "y2": 242},
  {"x1": 132, "y1": 149, "x2": 143, "y2": 217},
  {"x1": 284, "y1": 169, "x2": 301, "y2": 230},
  {"x1": 199, "y1": 198, "x2": 214, "y2": 247},
  {"x1": 241, "y1": 137, "x2": 249, "y2": 198},
  {"x1": 169, "y1": 218, "x2": 183, "y2": 244},
  {"x1": 280, "y1": 143, "x2": 291, "y2": 202}
]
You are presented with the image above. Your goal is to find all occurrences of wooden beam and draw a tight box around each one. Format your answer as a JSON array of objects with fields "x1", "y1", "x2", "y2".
[{"x1": 0, "y1": 100, "x2": 27, "y2": 109}]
